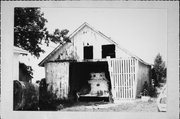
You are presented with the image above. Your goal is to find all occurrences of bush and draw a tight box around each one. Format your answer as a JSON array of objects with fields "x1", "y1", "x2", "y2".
[
  {"x1": 39, "y1": 78, "x2": 73, "y2": 110},
  {"x1": 149, "y1": 84, "x2": 157, "y2": 97},
  {"x1": 13, "y1": 80, "x2": 39, "y2": 110},
  {"x1": 39, "y1": 78, "x2": 56, "y2": 110},
  {"x1": 141, "y1": 81, "x2": 149, "y2": 96},
  {"x1": 141, "y1": 81, "x2": 157, "y2": 97}
]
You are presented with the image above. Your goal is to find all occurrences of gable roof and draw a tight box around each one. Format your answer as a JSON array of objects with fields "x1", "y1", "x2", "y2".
[
  {"x1": 38, "y1": 42, "x2": 71, "y2": 67},
  {"x1": 69, "y1": 22, "x2": 112, "y2": 42},
  {"x1": 39, "y1": 22, "x2": 150, "y2": 67}
]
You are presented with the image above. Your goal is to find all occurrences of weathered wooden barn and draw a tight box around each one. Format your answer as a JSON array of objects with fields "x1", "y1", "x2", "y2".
[{"x1": 39, "y1": 22, "x2": 151, "y2": 102}]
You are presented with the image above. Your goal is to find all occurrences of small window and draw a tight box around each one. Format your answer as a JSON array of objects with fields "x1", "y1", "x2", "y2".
[
  {"x1": 84, "y1": 46, "x2": 93, "y2": 59},
  {"x1": 102, "y1": 44, "x2": 115, "y2": 58}
]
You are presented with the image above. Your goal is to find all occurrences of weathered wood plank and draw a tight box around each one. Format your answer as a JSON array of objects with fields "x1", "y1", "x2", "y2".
[{"x1": 108, "y1": 58, "x2": 136, "y2": 100}]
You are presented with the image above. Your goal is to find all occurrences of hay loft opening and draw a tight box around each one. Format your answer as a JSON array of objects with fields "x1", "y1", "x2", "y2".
[
  {"x1": 69, "y1": 61, "x2": 112, "y2": 102},
  {"x1": 102, "y1": 44, "x2": 115, "y2": 58},
  {"x1": 84, "y1": 46, "x2": 93, "y2": 59}
]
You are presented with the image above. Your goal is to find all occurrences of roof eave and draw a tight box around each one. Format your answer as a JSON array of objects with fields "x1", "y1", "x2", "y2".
[{"x1": 38, "y1": 44, "x2": 62, "y2": 67}]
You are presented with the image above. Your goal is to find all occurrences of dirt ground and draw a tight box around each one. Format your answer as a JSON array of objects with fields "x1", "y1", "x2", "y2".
[{"x1": 60, "y1": 98, "x2": 158, "y2": 112}]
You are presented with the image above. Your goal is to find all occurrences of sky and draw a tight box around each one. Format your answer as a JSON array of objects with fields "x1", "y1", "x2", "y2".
[
  {"x1": 21, "y1": 8, "x2": 167, "y2": 83},
  {"x1": 41, "y1": 8, "x2": 167, "y2": 63}
]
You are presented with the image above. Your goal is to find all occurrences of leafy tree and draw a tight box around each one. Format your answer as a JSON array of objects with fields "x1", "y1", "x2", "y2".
[
  {"x1": 14, "y1": 7, "x2": 70, "y2": 80},
  {"x1": 46, "y1": 28, "x2": 70, "y2": 46},
  {"x1": 14, "y1": 8, "x2": 47, "y2": 57},
  {"x1": 14, "y1": 7, "x2": 70, "y2": 58},
  {"x1": 19, "y1": 62, "x2": 33, "y2": 82},
  {"x1": 153, "y1": 53, "x2": 166, "y2": 86}
]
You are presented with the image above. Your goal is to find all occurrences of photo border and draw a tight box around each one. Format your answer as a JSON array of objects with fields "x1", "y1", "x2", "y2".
[{"x1": 1, "y1": 1, "x2": 179, "y2": 119}]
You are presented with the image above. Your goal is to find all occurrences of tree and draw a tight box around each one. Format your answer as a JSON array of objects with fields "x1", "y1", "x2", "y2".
[
  {"x1": 14, "y1": 8, "x2": 47, "y2": 57},
  {"x1": 14, "y1": 7, "x2": 70, "y2": 58},
  {"x1": 46, "y1": 28, "x2": 70, "y2": 46},
  {"x1": 153, "y1": 53, "x2": 166, "y2": 86},
  {"x1": 14, "y1": 7, "x2": 70, "y2": 80},
  {"x1": 19, "y1": 62, "x2": 33, "y2": 82}
]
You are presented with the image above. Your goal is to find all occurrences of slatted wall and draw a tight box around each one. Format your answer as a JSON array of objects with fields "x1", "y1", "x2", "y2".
[{"x1": 108, "y1": 58, "x2": 137, "y2": 100}]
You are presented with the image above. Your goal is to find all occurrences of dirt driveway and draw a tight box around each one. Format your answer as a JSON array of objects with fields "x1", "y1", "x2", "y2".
[{"x1": 60, "y1": 98, "x2": 158, "y2": 112}]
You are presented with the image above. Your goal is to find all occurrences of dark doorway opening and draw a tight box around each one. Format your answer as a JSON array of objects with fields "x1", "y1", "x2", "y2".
[
  {"x1": 102, "y1": 44, "x2": 115, "y2": 58},
  {"x1": 84, "y1": 46, "x2": 93, "y2": 59},
  {"x1": 69, "y1": 61, "x2": 112, "y2": 102}
]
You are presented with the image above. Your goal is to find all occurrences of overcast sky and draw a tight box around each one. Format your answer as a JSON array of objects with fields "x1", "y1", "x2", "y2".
[
  {"x1": 23, "y1": 8, "x2": 167, "y2": 82},
  {"x1": 41, "y1": 8, "x2": 167, "y2": 64}
]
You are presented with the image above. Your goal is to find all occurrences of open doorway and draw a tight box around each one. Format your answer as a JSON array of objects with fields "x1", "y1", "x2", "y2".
[{"x1": 69, "y1": 61, "x2": 112, "y2": 102}]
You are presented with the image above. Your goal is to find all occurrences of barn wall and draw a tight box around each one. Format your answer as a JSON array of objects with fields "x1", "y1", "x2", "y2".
[
  {"x1": 108, "y1": 58, "x2": 137, "y2": 100},
  {"x1": 71, "y1": 26, "x2": 130, "y2": 60},
  {"x1": 136, "y1": 61, "x2": 151, "y2": 96},
  {"x1": 44, "y1": 25, "x2": 131, "y2": 63},
  {"x1": 48, "y1": 43, "x2": 78, "y2": 62},
  {"x1": 45, "y1": 62, "x2": 69, "y2": 99}
]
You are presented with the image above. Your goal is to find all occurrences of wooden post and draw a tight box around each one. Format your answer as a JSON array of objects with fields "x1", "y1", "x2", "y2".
[{"x1": 107, "y1": 58, "x2": 115, "y2": 100}]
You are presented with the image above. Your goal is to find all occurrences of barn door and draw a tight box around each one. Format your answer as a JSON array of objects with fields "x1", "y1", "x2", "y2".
[{"x1": 108, "y1": 58, "x2": 136, "y2": 100}]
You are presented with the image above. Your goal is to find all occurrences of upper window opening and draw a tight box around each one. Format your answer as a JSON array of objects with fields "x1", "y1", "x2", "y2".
[
  {"x1": 102, "y1": 44, "x2": 115, "y2": 58},
  {"x1": 84, "y1": 46, "x2": 93, "y2": 59}
]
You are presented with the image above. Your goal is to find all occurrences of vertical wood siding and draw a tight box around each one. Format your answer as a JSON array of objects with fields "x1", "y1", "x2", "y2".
[
  {"x1": 136, "y1": 61, "x2": 151, "y2": 96},
  {"x1": 108, "y1": 58, "x2": 137, "y2": 100},
  {"x1": 45, "y1": 62, "x2": 69, "y2": 99},
  {"x1": 72, "y1": 26, "x2": 130, "y2": 61}
]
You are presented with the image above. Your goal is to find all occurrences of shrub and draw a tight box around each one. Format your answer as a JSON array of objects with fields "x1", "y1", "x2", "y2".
[
  {"x1": 149, "y1": 84, "x2": 157, "y2": 97},
  {"x1": 141, "y1": 81, "x2": 157, "y2": 97},
  {"x1": 141, "y1": 81, "x2": 149, "y2": 96},
  {"x1": 38, "y1": 78, "x2": 73, "y2": 110},
  {"x1": 13, "y1": 80, "x2": 39, "y2": 110}
]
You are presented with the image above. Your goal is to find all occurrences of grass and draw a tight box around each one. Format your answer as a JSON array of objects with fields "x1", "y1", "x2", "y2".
[{"x1": 59, "y1": 98, "x2": 158, "y2": 112}]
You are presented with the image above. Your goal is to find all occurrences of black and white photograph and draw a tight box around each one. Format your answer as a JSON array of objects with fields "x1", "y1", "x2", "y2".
[
  {"x1": 13, "y1": 6, "x2": 168, "y2": 112},
  {"x1": 1, "y1": 1, "x2": 179, "y2": 119}
]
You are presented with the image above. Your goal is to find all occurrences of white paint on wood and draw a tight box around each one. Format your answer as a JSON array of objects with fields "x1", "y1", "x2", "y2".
[
  {"x1": 39, "y1": 23, "x2": 149, "y2": 68},
  {"x1": 108, "y1": 58, "x2": 136, "y2": 100},
  {"x1": 40, "y1": 23, "x2": 151, "y2": 101},
  {"x1": 49, "y1": 43, "x2": 78, "y2": 62},
  {"x1": 13, "y1": 47, "x2": 28, "y2": 81},
  {"x1": 13, "y1": 53, "x2": 19, "y2": 81},
  {"x1": 71, "y1": 26, "x2": 130, "y2": 61},
  {"x1": 45, "y1": 62, "x2": 69, "y2": 99}
]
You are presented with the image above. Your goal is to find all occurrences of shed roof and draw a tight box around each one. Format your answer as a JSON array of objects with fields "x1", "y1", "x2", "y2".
[
  {"x1": 39, "y1": 22, "x2": 150, "y2": 67},
  {"x1": 14, "y1": 46, "x2": 28, "y2": 55}
]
